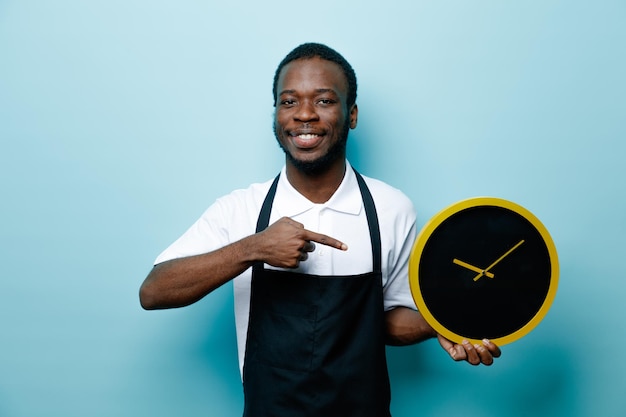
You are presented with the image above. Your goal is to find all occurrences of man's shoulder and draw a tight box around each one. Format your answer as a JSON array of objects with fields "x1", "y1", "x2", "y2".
[
  {"x1": 360, "y1": 174, "x2": 415, "y2": 214},
  {"x1": 194, "y1": 177, "x2": 276, "y2": 228}
]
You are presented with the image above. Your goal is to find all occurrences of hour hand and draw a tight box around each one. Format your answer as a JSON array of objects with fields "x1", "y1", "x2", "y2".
[{"x1": 453, "y1": 258, "x2": 495, "y2": 279}]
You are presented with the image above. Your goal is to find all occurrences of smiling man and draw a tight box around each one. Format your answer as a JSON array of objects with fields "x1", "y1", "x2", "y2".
[
  {"x1": 139, "y1": 43, "x2": 500, "y2": 417},
  {"x1": 273, "y1": 54, "x2": 355, "y2": 181}
]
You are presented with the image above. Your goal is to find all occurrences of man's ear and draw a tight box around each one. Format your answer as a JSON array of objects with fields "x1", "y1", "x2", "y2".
[{"x1": 349, "y1": 104, "x2": 358, "y2": 129}]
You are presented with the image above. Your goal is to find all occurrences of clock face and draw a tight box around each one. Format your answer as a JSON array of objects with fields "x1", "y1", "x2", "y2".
[{"x1": 409, "y1": 197, "x2": 559, "y2": 346}]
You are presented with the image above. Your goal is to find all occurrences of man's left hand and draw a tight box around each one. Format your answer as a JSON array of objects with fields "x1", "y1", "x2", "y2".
[{"x1": 437, "y1": 335, "x2": 501, "y2": 366}]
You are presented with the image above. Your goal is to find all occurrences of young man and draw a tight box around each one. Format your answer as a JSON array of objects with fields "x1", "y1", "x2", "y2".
[{"x1": 140, "y1": 43, "x2": 500, "y2": 417}]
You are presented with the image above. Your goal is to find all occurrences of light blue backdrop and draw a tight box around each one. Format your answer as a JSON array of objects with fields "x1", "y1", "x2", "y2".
[{"x1": 1, "y1": 1, "x2": 624, "y2": 416}]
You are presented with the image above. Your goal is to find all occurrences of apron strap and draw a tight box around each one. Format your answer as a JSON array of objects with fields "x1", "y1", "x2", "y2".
[
  {"x1": 353, "y1": 169, "x2": 382, "y2": 274},
  {"x1": 255, "y1": 174, "x2": 279, "y2": 233}
]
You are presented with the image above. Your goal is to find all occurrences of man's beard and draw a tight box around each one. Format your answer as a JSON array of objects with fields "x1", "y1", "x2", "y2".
[{"x1": 274, "y1": 118, "x2": 350, "y2": 176}]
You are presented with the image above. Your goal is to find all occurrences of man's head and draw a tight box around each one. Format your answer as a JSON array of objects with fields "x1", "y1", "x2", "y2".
[
  {"x1": 273, "y1": 43, "x2": 358, "y2": 175},
  {"x1": 273, "y1": 43, "x2": 357, "y2": 109}
]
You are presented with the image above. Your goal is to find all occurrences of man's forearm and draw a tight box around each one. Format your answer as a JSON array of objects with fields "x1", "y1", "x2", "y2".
[
  {"x1": 384, "y1": 307, "x2": 437, "y2": 346},
  {"x1": 139, "y1": 236, "x2": 259, "y2": 310}
]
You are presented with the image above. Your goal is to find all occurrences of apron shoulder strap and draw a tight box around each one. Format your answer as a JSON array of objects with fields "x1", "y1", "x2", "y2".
[
  {"x1": 252, "y1": 175, "x2": 280, "y2": 273},
  {"x1": 353, "y1": 169, "x2": 382, "y2": 274},
  {"x1": 255, "y1": 174, "x2": 280, "y2": 233}
]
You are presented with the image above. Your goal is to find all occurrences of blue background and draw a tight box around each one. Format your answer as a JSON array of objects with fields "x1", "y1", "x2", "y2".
[{"x1": 1, "y1": 1, "x2": 624, "y2": 416}]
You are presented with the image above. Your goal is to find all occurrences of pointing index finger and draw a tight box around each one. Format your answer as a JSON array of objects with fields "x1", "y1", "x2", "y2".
[{"x1": 304, "y1": 229, "x2": 348, "y2": 251}]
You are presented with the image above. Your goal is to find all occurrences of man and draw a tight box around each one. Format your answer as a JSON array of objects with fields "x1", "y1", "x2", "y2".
[{"x1": 140, "y1": 42, "x2": 500, "y2": 416}]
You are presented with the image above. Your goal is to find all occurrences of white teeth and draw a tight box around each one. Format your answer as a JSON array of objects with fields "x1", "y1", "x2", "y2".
[{"x1": 297, "y1": 134, "x2": 318, "y2": 140}]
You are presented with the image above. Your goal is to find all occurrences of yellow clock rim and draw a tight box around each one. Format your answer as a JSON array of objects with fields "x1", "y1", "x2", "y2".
[{"x1": 408, "y1": 197, "x2": 559, "y2": 346}]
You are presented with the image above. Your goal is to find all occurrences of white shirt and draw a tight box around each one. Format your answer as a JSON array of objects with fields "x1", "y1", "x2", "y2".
[{"x1": 155, "y1": 162, "x2": 418, "y2": 375}]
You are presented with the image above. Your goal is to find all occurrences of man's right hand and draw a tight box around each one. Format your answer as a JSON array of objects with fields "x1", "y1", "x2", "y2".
[{"x1": 256, "y1": 217, "x2": 348, "y2": 269}]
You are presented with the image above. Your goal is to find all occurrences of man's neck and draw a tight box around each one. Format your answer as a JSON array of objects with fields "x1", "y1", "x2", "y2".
[{"x1": 285, "y1": 159, "x2": 347, "y2": 204}]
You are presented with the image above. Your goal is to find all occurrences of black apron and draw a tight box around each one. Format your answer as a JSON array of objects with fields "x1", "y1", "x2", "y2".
[{"x1": 242, "y1": 169, "x2": 391, "y2": 417}]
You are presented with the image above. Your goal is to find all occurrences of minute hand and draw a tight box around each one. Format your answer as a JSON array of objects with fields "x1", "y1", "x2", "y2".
[{"x1": 473, "y1": 240, "x2": 525, "y2": 281}]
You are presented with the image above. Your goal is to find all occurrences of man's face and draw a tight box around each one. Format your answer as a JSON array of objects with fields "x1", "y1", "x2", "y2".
[{"x1": 273, "y1": 57, "x2": 358, "y2": 175}]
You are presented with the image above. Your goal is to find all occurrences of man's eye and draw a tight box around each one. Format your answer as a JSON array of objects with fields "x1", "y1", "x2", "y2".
[
  {"x1": 280, "y1": 99, "x2": 296, "y2": 106},
  {"x1": 318, "y1": 99, "x2": 336, "y2": 105}
]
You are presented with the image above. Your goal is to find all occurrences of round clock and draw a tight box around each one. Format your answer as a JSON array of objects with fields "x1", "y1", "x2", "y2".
[{"x1": 409, "y1": 197, "x2": 559, "y2": 346}]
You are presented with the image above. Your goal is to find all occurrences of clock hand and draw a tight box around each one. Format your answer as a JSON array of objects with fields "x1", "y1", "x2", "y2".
[
  {"x1": 473, "y1": 239, "x2": 525, "y2": 281},
  {"x1": 453, "y1": 259, "x2": 495, "y2": 278}
]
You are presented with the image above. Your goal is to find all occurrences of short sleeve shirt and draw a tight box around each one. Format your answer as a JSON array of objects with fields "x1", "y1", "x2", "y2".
[{"x1": 155, "y1": 162, "x2": 418, "y2": 374}]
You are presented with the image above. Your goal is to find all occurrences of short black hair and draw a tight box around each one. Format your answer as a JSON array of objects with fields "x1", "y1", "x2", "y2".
[{"x1": 272, "y1": 43, "x2": 357, "y2": 108}]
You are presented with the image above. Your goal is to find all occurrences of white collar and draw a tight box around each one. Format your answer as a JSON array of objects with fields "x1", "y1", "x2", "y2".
[{"x1": 274, "y1": 161, "x2": 363, "y2": 218}]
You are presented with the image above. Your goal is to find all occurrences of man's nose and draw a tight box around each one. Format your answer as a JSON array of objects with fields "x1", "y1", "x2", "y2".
[{"x1": 294, "y1": 101, "x2": 319, "y2": 122}]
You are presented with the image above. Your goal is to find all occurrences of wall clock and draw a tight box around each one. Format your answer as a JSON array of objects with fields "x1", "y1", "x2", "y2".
[{"x1": 409, "y1": 197, "x2": 559, "y2": 346}]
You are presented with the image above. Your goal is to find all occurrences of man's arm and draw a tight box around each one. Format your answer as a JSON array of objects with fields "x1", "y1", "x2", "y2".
[
  {"x1": 384, "y1": 307, "x2": 501, "y2": 366},
  {"x1": 384, "y1": 306, "x2": 437, "y2": 345},
  {"x1": 139, "y1": 217, "x2": 347, "y2": 310},
  {"x1": 140, "y1": 237, "x2": 259, "y2": 310}
]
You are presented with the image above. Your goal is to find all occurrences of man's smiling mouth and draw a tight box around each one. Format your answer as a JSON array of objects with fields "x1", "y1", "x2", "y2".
[
  {"x1": 296, "y1": 134, "x2": 320, "y2": 140},
  {"x1": 291, "y1": 132, "x2": 324, "y2": 148}
]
